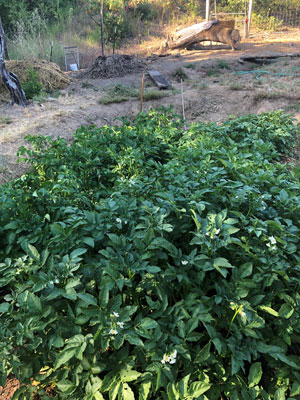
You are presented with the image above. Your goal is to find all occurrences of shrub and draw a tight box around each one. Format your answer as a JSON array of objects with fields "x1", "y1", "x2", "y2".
[
  {"x1": 217, "y1": 60, "x2": 231, "y2": 70},
  {"x1": 251, "y1": 13, "x2": 283, "y2": 31},
  {"x1": 22, "y1": 68, "x2": 44, "y2": 99},
  {"x1": 173, "y1": 67, "x2": 188, "y2": 82},
  {"x1": 0, "y1": 108, "x2": 299, "y2": 399}
]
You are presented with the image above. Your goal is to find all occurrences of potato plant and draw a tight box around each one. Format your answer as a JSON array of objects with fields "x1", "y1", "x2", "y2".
[{"x1": 0, "y1": 108, "x2": 299, "y2": 399}]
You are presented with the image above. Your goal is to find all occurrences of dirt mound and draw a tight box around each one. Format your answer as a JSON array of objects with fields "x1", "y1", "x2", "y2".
[
  {"x1": 0, "y1": 59, "x2": 70, "y2": 100},
  {"x1": 80, "y1": 54, "x2": 147, "y2": 79}
]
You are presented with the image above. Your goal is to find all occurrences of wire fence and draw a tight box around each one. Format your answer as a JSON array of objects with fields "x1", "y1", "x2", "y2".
[
  {"x1": 266, "y1": 6, "x2": 300, "y2": 26},
  {"x1": 215, "y1": 1, "x2": 300, "y2": 27}
]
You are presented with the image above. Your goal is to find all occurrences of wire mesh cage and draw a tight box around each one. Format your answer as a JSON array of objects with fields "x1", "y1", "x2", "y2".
[{"x1": 64, "y1": 46, "x2": 80, "y2": 72}]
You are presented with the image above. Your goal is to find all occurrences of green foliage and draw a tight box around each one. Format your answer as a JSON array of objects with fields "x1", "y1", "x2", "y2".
[
  {"x1": 21, "y1": 68, "x2": 44, "y2": 100},
  {"x1": 184, "y1": 63, "x2": 196, "y2": 70},
  {"x1": 135, "y1": 2, "x2": 158, "y2": 21},
  {"x1": 218, "y1": 60, "x2": 231, "y2": 70},
  {"x1": 0, "y1": 108, "x2": 300, "y2": 399},
  {"x1": 251, "y1": 13, "x2": 283, "y2": 32},
  {"x1": 86, "y1": 0, "x2": 134, "y2": 49},
  {"x1": 5, "y1": 6, "x2": 71, "y2": 67},
  {"x1": 218, "y1": 0, "x2": 299, "y2": 13},
  {"x1": 0, "y1": 0, "x2": 79, "y2": 32},
  {"x1": 173, "y1": 67, "x2": 188, "y2": 82}
]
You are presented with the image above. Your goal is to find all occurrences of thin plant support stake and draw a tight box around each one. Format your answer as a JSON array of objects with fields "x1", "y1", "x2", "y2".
[
  {"x1": 50, "y1": 41, "x2": 53, "y2": 62},
  {"x1": 140, "y1": 73, "x2": 145, "y2": 112},
  {"x1": 181, "y1": 79, "x2": 185, "y2": 120},
  {"x1": 100, "y1": 0, "x2": 105, "y2": 57}
]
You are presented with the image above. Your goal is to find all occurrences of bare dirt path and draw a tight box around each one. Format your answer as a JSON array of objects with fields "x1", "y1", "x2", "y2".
[{"x1": 0, "y1": 28, "x2": 300, "y2": 185}]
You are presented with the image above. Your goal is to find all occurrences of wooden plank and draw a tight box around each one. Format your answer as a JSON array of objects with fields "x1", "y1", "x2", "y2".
[{"x1": 148, "y1": 70, "x2": 170, "y2": 89}]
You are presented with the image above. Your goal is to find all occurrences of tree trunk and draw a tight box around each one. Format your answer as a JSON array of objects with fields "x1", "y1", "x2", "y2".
[
  {"x1": 163, "y1": 20, "x2": 241, "y2": 51},
  {"x1": 0, "y1": 24, "x2": 26, "y2": 106},
  {"x1": 0, "y1": 17, "x2": 9, "y2": 60}
]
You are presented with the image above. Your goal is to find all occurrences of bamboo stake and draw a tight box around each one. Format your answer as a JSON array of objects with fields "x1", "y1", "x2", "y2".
[{"x1": 139, "y1": 73, "x2": 145, "y2": 113}]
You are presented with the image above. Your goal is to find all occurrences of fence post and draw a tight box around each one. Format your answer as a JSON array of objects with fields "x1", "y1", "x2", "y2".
[
  {"x1": 206, "y1": 0, "x2": 210, "y2": 21},
  {"x1": 247, "y1": 0, "x2": 253, "y2": 36}
]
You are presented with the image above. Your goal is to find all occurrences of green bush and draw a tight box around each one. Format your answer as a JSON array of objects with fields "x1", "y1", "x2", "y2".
[
  {"x1": 135, "y1": 2, "x2": 158, "y2": 21},
  {"x1": 0, "y1": 108, "x2": 300, "y2": 399},
  {"x1": 251, "y1": 13, "x2": 283, "y2": 31},
  {"x1": 22, "y1": 68, "x2": 44, "y2": 99}
]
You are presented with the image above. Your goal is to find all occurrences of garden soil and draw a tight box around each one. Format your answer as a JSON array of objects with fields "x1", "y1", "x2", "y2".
[
  {"x1": 0, "y1": 27, "x2": 300, "y2": 398},
  {"x1": 0, "y1": 29, "x2": 300, "y2": 186}
]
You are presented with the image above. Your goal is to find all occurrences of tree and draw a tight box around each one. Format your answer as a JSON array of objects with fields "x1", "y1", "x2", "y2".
[
  {"x1": 85, "y1": 0, "x2": 131, "y2": 53},
  {"x1": 0, "y1": 17, "x2": 9, "y2": 59},
  {"x1": 0, "y1": 18, "x2": 26, "y2": 106}
]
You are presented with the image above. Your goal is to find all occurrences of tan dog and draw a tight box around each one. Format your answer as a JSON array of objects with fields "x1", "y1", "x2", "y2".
[{"x1": 207, "y1": 27, "x2": 241, "y2": 50}]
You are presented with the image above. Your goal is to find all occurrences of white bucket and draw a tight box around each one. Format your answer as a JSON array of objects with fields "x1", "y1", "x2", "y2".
[{"x1": 70, "y1": 63, "x2": 78, "y2": 71}]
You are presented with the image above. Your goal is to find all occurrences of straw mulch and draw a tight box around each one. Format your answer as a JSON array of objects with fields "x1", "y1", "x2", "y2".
[
  {"x1": 79, "y1": 54, "x2": 147, "y2": 79},
  {"x1": 0, "y1": 59, "x2": 70, "y2": 100}
]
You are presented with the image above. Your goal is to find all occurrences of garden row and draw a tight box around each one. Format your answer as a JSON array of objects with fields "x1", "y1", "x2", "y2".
[{"x1": 0, "y1": 108, "x2": 300, "y2": 399}]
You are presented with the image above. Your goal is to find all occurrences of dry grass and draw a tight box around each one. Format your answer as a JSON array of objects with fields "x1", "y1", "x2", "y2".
[{"x1": 0, "y1": 117, "x2": 13, "y2": 126}]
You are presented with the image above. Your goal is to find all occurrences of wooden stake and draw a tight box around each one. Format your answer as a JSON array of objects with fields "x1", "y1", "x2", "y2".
[
  {"x1": 139, "y1": 73, "x2": 145, "y2": 113},
  {"x1": 100, "y1": 0, "x2": 105, "y2": 57},
  {"x1": 181, "y1": 79, "x2": 185, "y2": 120},
  {"x1": 50, "y1": 40, "x2": 54, "y2": 62}
]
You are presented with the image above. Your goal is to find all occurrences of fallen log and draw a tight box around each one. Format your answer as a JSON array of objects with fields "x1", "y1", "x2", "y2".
[
  {"x1": 163, "y1": 20, "x2": 241, "y2": 51},
  {"x1": 0, "y1": 20, "x2": 26, "y2": 106}
]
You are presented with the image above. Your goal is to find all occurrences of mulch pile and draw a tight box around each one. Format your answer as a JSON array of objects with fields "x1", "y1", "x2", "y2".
[
  {"x1": 79, "y1": 54, "x2": 147, "y2": 79},
  {"x1": 0, "y1": 59, "x2": 70, "y2": 101}
]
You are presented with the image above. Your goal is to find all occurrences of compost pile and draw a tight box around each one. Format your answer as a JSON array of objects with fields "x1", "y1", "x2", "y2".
[
  {"x1": 80, "y1": 54, "x2": 147, "y2": 79},
  {"x1": 0, "y1": 59, "x2": 70, "y2": 100}
]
